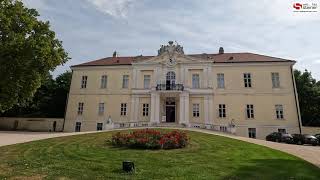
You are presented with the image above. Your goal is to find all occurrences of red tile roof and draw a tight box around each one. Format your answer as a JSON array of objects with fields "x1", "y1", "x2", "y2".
[{"x1": 72, "y1": 53, "x2": 294, "y2": 67}]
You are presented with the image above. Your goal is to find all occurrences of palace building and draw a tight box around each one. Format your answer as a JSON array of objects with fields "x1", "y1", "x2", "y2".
[{"x1": 64, "y1": 41, "x2": 302, "y2": 139}]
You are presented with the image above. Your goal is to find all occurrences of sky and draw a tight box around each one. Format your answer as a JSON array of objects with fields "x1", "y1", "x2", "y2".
[{"x1": 22, "y1": 0, "x2": 320, "y2": 79}]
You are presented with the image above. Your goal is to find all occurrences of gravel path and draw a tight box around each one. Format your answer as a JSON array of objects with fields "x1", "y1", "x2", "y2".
[{"x1": 0, "y1": 128, "x2": 319, "y2": 168}]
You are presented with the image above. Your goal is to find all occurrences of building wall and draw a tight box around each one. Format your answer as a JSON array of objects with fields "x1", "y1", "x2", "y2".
[
  {"x1": 0, "y1": 117, "x2": 64, "y2": 132},
  {"x1": 301, "y1": 127, "x2": 320, "y2": 135},
  {"x1": 64, "y1": 59, "x2": 301, "y2": 140}
]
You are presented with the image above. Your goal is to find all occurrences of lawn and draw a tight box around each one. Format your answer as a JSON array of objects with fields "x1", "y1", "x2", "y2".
[{"x1": 0, "y1": 129, "x2": 319, "y2": 180}]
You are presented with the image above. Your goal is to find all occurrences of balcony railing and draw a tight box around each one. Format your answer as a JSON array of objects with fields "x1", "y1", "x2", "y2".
[{"x1": 156, "y1": 83, "x2": 184, "y2": 91}]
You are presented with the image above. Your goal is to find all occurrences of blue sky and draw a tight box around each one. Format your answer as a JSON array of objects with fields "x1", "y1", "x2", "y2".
[{"x1": 22, "y1": 0, "x2": 320, "y2": 79}]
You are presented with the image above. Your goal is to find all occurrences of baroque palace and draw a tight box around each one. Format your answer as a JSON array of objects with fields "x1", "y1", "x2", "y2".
[{"x1": 64, "y1": 41, "x2": 302, "y2": 139}]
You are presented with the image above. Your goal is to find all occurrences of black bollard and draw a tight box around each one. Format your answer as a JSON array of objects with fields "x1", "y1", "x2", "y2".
[{"x1": 123, "y1": 161, "x2": 135, "y2": 173}]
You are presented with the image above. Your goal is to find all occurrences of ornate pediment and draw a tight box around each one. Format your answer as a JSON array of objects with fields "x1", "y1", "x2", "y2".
[
  {"x1": 158, "y1": 41, "x2": 184, "y2": 56},
  {"x1": 132, "y1": 41, "x2": 212, "y2": 66}
]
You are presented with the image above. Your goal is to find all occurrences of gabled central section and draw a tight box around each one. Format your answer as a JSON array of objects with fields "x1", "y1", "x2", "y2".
[{"x1": 132, "y1": 41, "x2": 208, "y2": 66}]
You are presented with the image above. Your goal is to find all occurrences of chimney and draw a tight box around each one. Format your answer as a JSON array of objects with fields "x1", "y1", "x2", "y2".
[
  {"x1": 113, "y1": 51, "x2": 117, "y2": 57},
  {"x1": 219, "y1": 47, "x2": 224, "y2": 54}
]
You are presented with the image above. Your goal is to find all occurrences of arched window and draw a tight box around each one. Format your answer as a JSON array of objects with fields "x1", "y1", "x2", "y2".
[{"x1": 166, "y1": 71, "x2": 176, "y2": 84}]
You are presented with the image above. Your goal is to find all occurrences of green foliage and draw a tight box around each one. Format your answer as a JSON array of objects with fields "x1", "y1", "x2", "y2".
[
  {"x1": 0, "y1": 0, "x2": 69, "y2": 112},
  {"x1": 0, "y1": 71, "x2": 72, "y2": 118},
  {"x1": 294, "y1": 69, "x2": 320, "y2": 126}
]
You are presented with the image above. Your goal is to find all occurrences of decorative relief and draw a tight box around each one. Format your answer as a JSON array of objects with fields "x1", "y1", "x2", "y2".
[
  {"x1": 158, "y1": 41, "x2": 184, "y2": 67},
  {"x1": 158, "y1": 41, "x2": 184, "y2": 56}
]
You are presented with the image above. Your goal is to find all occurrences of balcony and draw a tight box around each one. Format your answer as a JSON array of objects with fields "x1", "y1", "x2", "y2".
[{"x1": 156, "y1": 83, "x2": 184, "y2": 91}]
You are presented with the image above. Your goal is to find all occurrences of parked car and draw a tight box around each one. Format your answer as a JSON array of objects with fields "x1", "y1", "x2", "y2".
[
  {"x1": 292, "y1": 134, "x2": 318, "y2": 146},
  {"x1": 315, "y1": 134, "x2": 320, "y2": 144},
  {"x1": 266, "y1": 132, "x2": 294, "y2": 144}
]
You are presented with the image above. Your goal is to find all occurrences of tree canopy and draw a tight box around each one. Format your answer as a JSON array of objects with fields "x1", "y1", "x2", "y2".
[
  {"x1": 0, "y1": 0, "x2": 69, "y2": 112},
  {"x1": 294, "y1": 69, "x2": 320, "y2": 126},
  {"x1": 1, "y1": 71, "x2": 72, "y2": 118}
]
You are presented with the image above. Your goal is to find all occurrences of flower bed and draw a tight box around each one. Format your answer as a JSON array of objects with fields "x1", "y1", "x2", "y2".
[{"x1": 110, "y1": 129, "x2": 189, "y2": 149}]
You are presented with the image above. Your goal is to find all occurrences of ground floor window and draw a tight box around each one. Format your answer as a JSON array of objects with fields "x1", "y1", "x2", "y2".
[
  {"x1": 220, "y1": 126, "x2": 227, "y2": 132},
  {"x1": 143, "y1": 103, "x2": 149, "y2": 116},
  {"x1": 120, "y1": 103, "x2": 127, "y2": 116},
  {"x1": 97, "y1": 123, "x2": 103, "y2": 131},
  {"x1": 248, "y1": 128, "x2": 256, "y2": 139},
  {"x1": 192, "y1": 104, "x2": 200, "y2": 117},
  {"x1": 278, "y1": 128, "x2": 286, "y2": 133},
  {"x1": 75, "y1": 122, "x2": 81, "y2": 132}
]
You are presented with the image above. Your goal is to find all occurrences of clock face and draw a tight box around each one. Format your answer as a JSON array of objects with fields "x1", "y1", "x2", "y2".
[{"x1": 167, "y1": 58, "x2": 177, "y2": 67}]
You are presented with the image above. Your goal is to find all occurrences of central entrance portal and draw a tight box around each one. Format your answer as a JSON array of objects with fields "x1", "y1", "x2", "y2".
[{"x1": 166, "y1": 98, "x2": 176, "y2": 122}]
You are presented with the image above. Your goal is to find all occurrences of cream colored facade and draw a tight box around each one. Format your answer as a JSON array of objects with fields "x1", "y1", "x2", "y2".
[{"x1": 64, "y1": 42, "x2": 302, "y2": 139}]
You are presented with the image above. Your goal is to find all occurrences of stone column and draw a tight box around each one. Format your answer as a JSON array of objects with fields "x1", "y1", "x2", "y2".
[
  {"x1": 203, "y1": 67, "x2": 208, "y2": 88},
  {"x1": 179, "y1": 92, "x2": 189, "y2": 125},
  {"x1": 150, "y1": 92, "x2": 160, "y2": 124},
  {"x1": 132, "y1": 68, "x2": 137, "y2": 88},
  {"x1": 204, "y1": 95, "x2": 213, "y2": 128},
  {"x1": 208, "y1": 66, "x2": 213, "y2": 88},
  {"x1": 130, "y1": 95, "x2": 139, "y2": 123}
]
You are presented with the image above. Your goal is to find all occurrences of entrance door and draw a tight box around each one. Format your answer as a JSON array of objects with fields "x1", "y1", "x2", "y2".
[{"x1": 166, "y1": 99, "x2": 175, "y2": 122}]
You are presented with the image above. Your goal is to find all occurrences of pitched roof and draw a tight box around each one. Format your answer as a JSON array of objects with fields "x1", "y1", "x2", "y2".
[{"x1": 71, "y1": 52, "x2": 294, "y2": 67}]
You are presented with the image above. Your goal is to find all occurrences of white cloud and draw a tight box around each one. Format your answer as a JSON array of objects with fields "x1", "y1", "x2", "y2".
[{"x1": 87, "y1": 0, "x2": 135, "y2": 18}]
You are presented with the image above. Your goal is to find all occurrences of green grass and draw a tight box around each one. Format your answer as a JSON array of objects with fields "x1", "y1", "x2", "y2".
[{"x1": 0, "y1": 129, "x2": 319, "y2": 180}]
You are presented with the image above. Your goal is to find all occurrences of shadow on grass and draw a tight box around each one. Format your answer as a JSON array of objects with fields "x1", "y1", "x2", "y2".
[{"x1": 223, "y1": 159, "x2": 320, "y2": 180}]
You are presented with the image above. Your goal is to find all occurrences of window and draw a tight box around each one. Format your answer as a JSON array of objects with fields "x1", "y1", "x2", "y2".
[
  {"x1": 243, "y1": 73, "x2": 252, "y2": 88},
  {"x1": 220, "y1": 126, "x2": 227, "y2": 132},
  {"x1": 246, "y1": 104, "x2": 254, "y2": 119},
  {"x1": 192, "y1": 74, "x2": 200, "y2": 88},
  {"x1": 120, "y1": 103, "x2": 127, "y2": 116},
  {"x1": 217, "y1": 73, "x2": 225, "y2": 88},
  {"x1": 144, "y1": 75, "x2": 151, "y2": 89},
  {"x1": 97, "y1": 123, "x2": 103, "y2": 131},
  {"x1": 75, "y1": 122, "x2": 81, "y2": 132},
  {"x1": 275, "y1": 104, "x2": 284, "y2": 119},
  {"x1": 98, "y1": 103, "x2": 104, "y2": 115},
  {"x1": 81, "y1": 76, "x2": 87, "y2": 88},
  {"x1": 100, "y1": 75, "x2": 108, "y2": 89},
  {"x1": 248, "y1": 128, "x2": 256, "y2": 138},
  {"x1": 218, "y1": 104, "x2": 226, "y2": 118},
  {"x1": 193, "y1": 104, "x2": 200, "y2": 117},
  {"x1": 122, "y1": 75, "x2": 129, "y2": 88},
  {"x1": 166, "y1": 71, "x2": 176, "y2": 84},
  {"x1": 78, "y1": 102, "x2": 84, "y2": 115},
  {"x1": 278, "y1": 128, "x2": 286, "y2": 133},
  {"x1": 271, "y1": 72, "x2": 280, "y2": 88},
  {"x1": 143, "y1": 103, "x2": 149, "y2": 116}
]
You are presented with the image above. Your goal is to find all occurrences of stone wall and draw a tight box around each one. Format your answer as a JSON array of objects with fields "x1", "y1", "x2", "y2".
[
  {"x1": 0, "y1": 117, "x2": 64, "y2": 132},
  {"x1": 301, "y1": 126, "x2": 320, "y2": 135}
]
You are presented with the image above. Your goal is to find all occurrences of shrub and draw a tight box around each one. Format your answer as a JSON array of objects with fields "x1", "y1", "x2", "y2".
[{"x1": 110, "y1": 129, "x2": 189, "y2": 149}]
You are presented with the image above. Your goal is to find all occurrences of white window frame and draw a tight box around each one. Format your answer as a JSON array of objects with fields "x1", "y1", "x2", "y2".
[
  {"x1": 144, "y1": 75, "x2": 151, "y2": 89},
  {"x1": 192, "y1": 74, "x2": 200, "y2": 89},
  {"x1": 275, "y1": 104, "x2": 284, "y2": 119},
  {"x1": 142, "y1": 103, "x2": 149, "y2": 116},
  {"x1": 246, "y1": 104, "x2": 254, "y2": 119},
  {"x1": 75, "y1": 122, "x2": 81, "y2": 132},
  {"x1": 192, "y1": 104, "x2": 200, "y2": 117},
  {"x1": 218, "y1": 104, "x2": 226, "y2": 118},
  {"x1": 243, "y1": 73, "x2": 252, "y2": 88},
  {"x1": 248, "y1": 128, "x2": 256, "y2": 138},
  {"x1": 78, "y1": 102, "x2": 84, "y2": 115},
  {"x1": 122, "y1": 75, "x2": 129, "y2": 89},
  {"x1": 98, "y1": 102, "x2": 104, "y2": 115},
  {"x1": 100, "y1": 75, "x2": 108, "y2": 89},
  {"x1": 217, "y1": 73, "x2": 225, "y2": 89},
  {"x1": 81, "y1": 76, "x2": 87, "y2": 88},
  {"x1": 120, "y1": 103, "x2": 127, "y2": 116},
  {"x1": 96, "y1": 123, "x2": 103, "y2": 131},
  {"x1": 271, "y1": 72, "x2": 280, "y2": 88}
]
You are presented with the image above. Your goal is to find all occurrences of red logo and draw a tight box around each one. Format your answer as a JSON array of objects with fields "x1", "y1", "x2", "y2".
[{"x1": 293, "y1": 3, "x2": 303, "y2": 10}]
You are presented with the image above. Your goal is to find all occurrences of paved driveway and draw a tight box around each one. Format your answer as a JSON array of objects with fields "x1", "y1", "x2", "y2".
[{"x1": 0, "y1": 128, "x2": 319, "y2": 168}]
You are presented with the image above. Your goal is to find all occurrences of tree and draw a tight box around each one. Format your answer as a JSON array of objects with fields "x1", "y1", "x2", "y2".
[
  {"x1": 0, "y1": 0, "x2": 69, "y2": 112},
  {"x1": 294, "y1": 69, "x2": 320, "y2": 126},
  {"x1": 0, "y1": 71, "x2": 72, "y2": 118}
]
